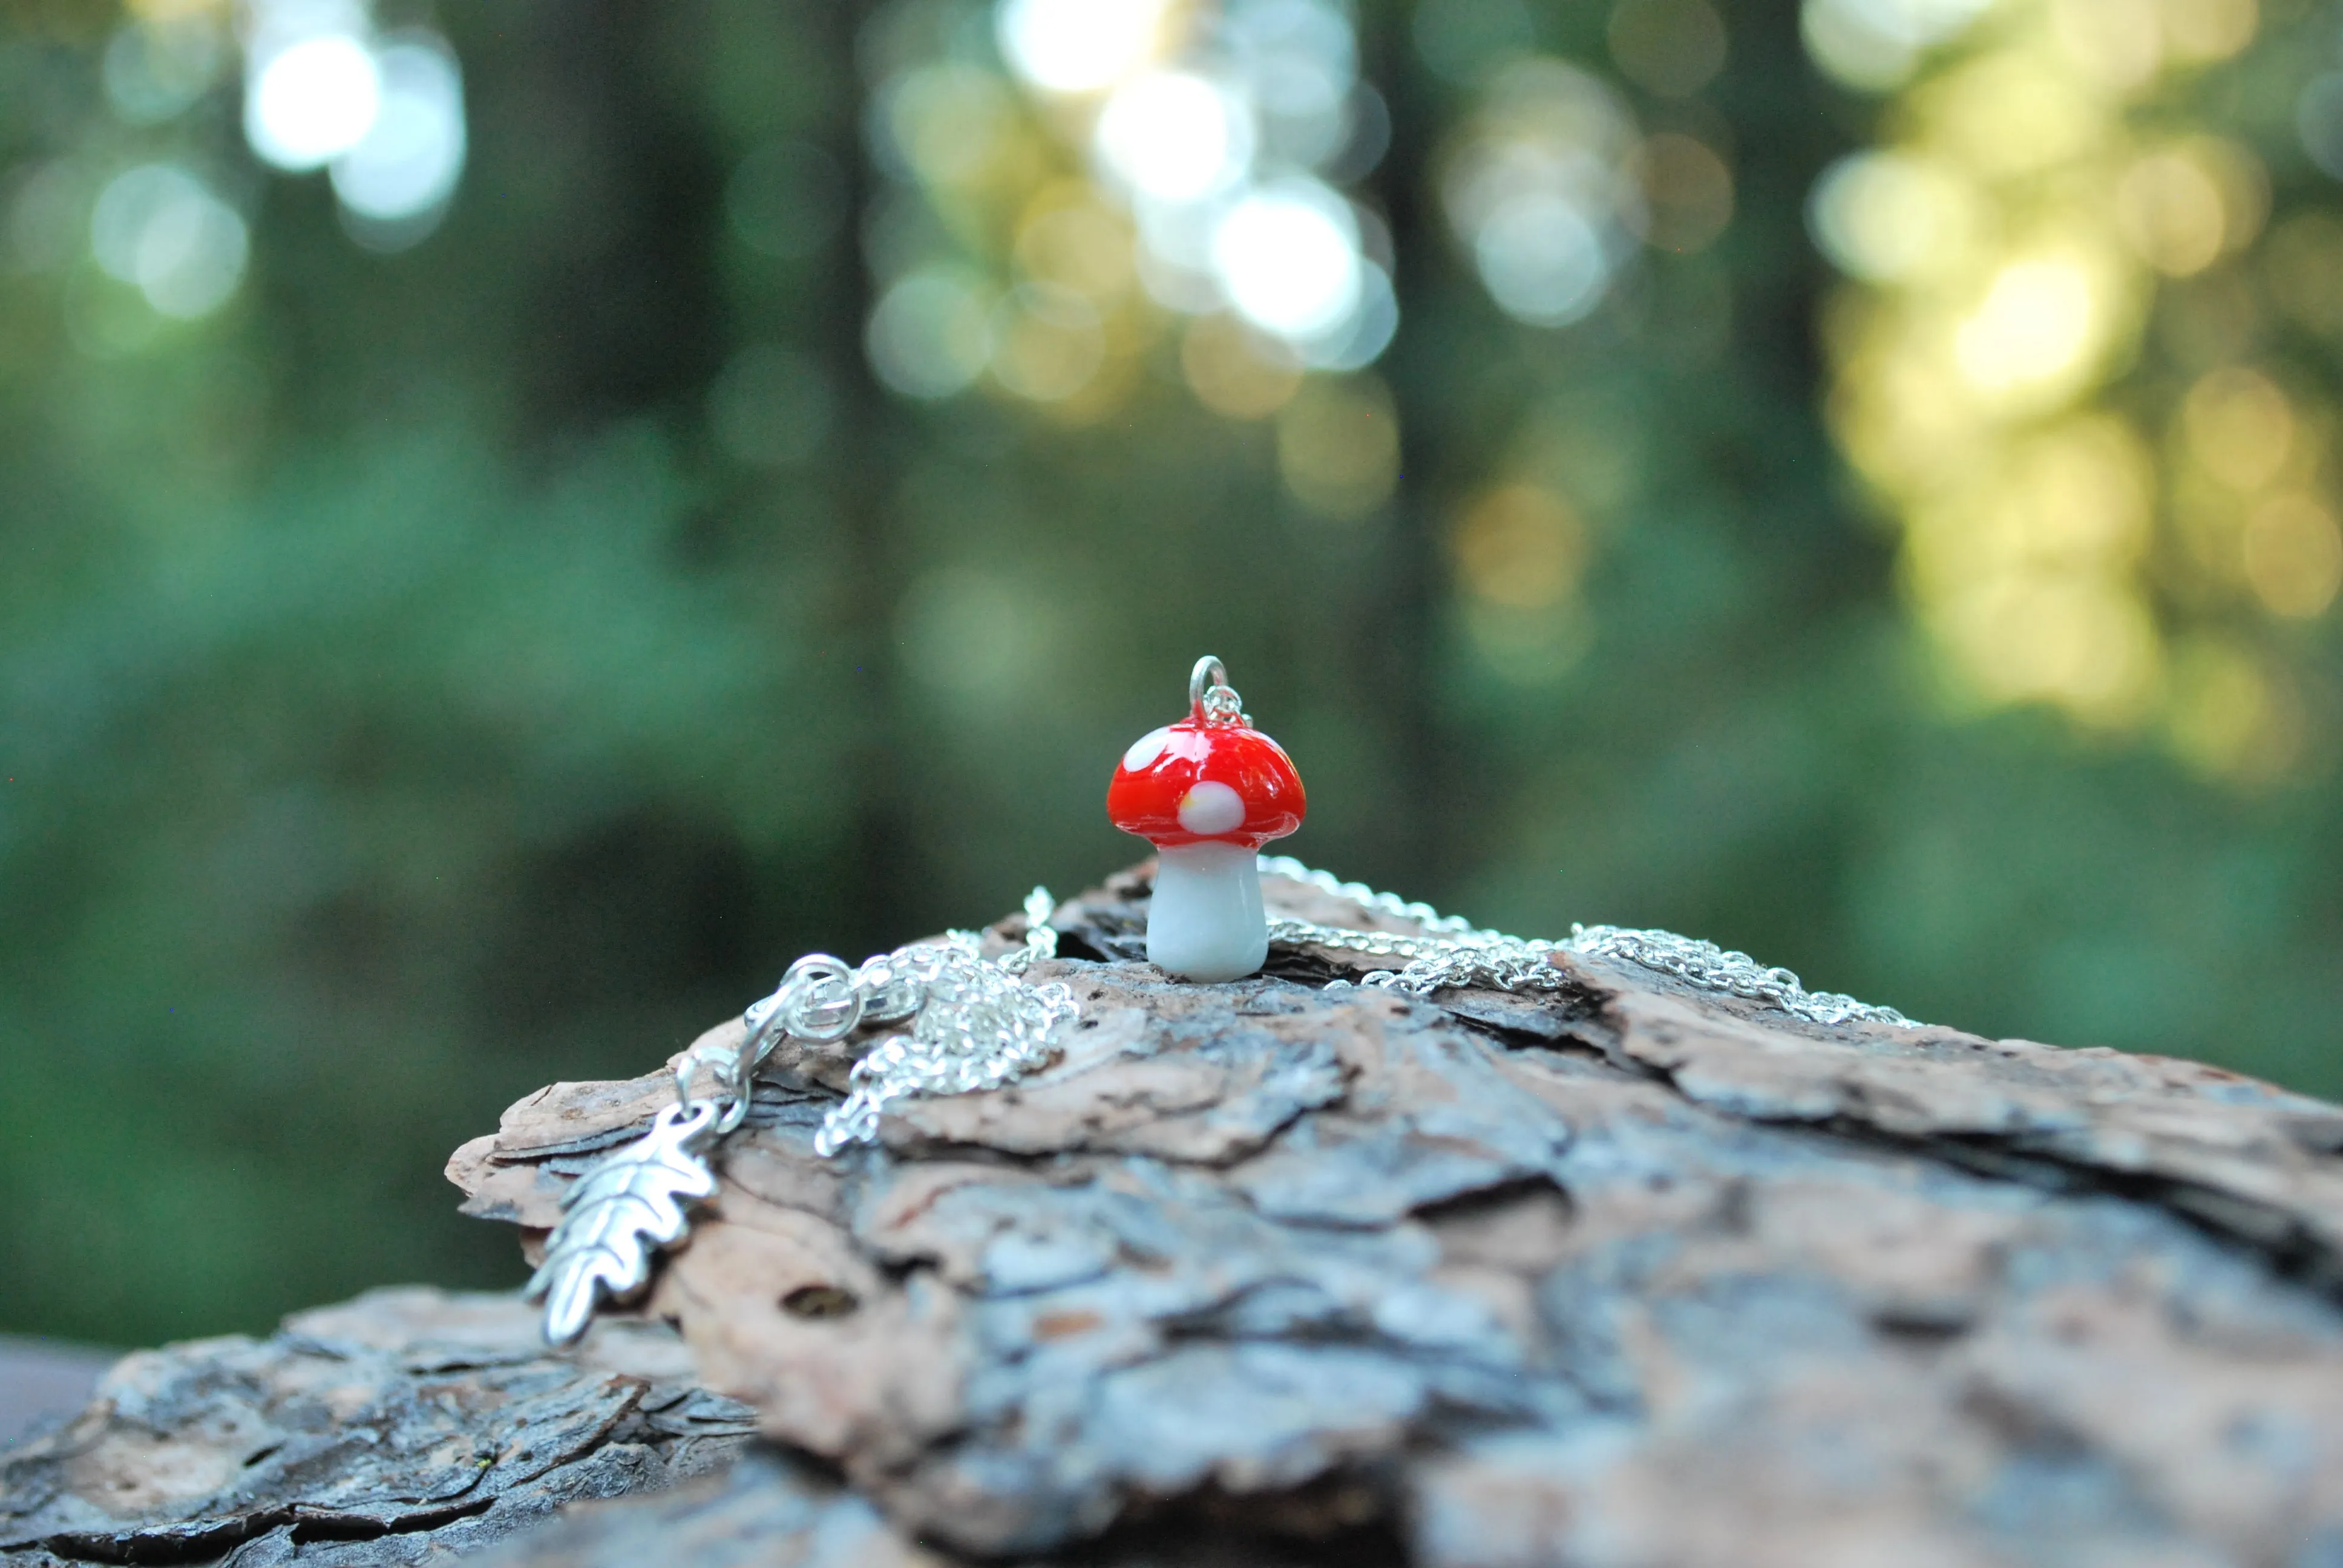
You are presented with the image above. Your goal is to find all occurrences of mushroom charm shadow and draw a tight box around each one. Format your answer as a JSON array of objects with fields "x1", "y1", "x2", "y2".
[{"x1": 1107, "y1": 657, "x2": 1306, "y2": 981}]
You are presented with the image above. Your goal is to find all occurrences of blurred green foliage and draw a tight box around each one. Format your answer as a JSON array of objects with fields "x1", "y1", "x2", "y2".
[{"x1": 2, "y1": 0, "x2": 2340, "y2": 1348}]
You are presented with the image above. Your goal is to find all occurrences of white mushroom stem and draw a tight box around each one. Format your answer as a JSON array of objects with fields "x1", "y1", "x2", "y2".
[{"x1": 1147, "y1": 841, "x2": 1267, "y2": 982}]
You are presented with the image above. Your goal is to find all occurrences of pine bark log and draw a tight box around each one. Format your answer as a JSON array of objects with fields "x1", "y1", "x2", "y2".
[{"x1": 13, "y1": 863, "x2": 2343, "y2": 1566}]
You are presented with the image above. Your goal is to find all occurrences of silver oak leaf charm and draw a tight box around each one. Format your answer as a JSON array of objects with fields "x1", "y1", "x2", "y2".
[{"x1": 525, "y1": 1099, "x2": 721, "y2": 1345}]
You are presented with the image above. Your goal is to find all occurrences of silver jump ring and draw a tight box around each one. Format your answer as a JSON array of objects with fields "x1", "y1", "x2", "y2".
[
  {"x1": 654, "y1": 1097, "x2": 722, "y2": 1149},
  {"x1": 1190, "y1": 655, "x2": 1247, "y2": 725},
  {"x1": 672, "y1": 1053, "x2": 746, "y2": 1134},
  {"x1": 1189, "y1": 655, "x2": 1228, "y2": 712},
  {"x1": 781, "y1": 953, "x2": 863, "y2": 1043}
]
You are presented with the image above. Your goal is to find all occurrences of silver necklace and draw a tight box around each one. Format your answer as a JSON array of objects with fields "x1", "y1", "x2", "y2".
[
  {"x1": 526, "y1": 864, "x2": 1908, "y2": 1344},
  {"x1": 1258, "y1": 856, "x2": 1913, "y2": 1030}
]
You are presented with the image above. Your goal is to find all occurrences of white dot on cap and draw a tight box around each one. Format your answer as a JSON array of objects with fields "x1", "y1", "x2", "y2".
[
  {"x1": 1122, "y1": 727, "x2": 1173, "y2": 773},
  {"x1": 1176, "y1": 780, "x2": 1245, "y2": 836}
]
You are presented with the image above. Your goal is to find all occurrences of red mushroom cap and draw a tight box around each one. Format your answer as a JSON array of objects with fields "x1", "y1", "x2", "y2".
[{"x1": 1107, "y1": 713, "x2": 1306, "y2": 851}]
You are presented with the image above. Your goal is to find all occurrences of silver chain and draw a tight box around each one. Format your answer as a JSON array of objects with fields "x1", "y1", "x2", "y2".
[
  {"x1": 810, "y1": 897, "x2": 1077, "y2": 1155},
  {"x1": 675, "y1": 861, "x2": 1907, "y2": 1158},
  {"x1": 676, "y1": 887, "x2": 1076, "y2": 1157},
  {"x1": 1258, "y1": 856, "x2": 1913, "y2": 1028}
]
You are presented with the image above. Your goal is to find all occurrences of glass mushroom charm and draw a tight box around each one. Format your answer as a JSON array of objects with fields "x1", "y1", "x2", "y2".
[{"x1": 1108, "y1": 658, "x2": 1306, "y2": 981}]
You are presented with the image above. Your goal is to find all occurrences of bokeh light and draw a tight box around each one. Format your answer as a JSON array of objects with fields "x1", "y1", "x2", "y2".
[
  {"x1": 1275, "y1": 372, "x2": 1398, "y2": 517},
  {"x1": 1607, "y1": 0, "x2": 1728, "y2": 98},
  {"x1": 1951, "y1": 254, "x2": 2111, "y2": 403},
  {"x1": 329, "y1": 39, "x2": 465, "y2": 234},
  {"x1": 1449, "y1": 477, "x2": 1599, "y2": 684},
  {"x1": 88, "y1": 162, "x2": 249, "y2": 319},
  {"x1": 1807, "y1": 152, "x2": 1976, "y2": 281},
  {"x1": 989, "y1": 283, "x2": 1109, "y2": 402},
  {"x1": 1440, "y1": 59, "x2": 1643, "y2": 328},
  {"x1": 996, "y1": 0, "x2": 1169, "y2": 94},
  {"x1": 880, "y1": 63, "x2": 1019, "y2": 191},
  {"x1": 897, "y1": 566, "x2": 1062, "y2": 701},
  {"x1": 2168, "y1": 637, "x2": 2289, "y2": 777},
  {"x1": 2164, "y1": 0, "x2": 2258, "y2": 60},
  {"x1": 2243, "y1": 496, "x2": 2343, "y2": 618},
  {"x1": 1014, "y1": 192, "x2": 1138, "y2": 302},
  {"x1": 246, "y1": 33, "x2": 381, "y2": 171},
  {"x1": 103, "y1": 15, "x2": 226, "y2": 126},
  {"x1": 1181, "y1": 313, "x2": 1303, "y2": 417},
  {"x1": 1801, "y1": 0, "x2": 1993, "y2": 91},
  {"x1": 1210, "y1": 180, "x2": 1361, "y2": 340},
  {"x1": 1234, "y1": 0, "x2": 1360, "y2": 168},
  {"x1": 868, "y1": 267, "x2": 997, "y2": 399},
  {"x1": 1630, "y1": 131, "x2": 1732, "y2": 253},
  {"x1": 2302, "y1": 74, "x2": 2343, "y2": 181},
  {"x1": 2183, "y1": 367, "x2": 2293, "y2": 492},
  {"x1": 1095, "y1": 71, "x2": 1253, "y2": 204},
  {"x1": 1486, "y1": 200, "x2": 1608, "y2": 325},
  {"x1": 1451, "y1": 484, "x2": 1588, "y2": 609}
]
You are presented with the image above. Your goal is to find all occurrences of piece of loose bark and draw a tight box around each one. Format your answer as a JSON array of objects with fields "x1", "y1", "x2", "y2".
[
  {"x1": 437, "y1": 863, "x2": 2343, "y2": 1566},
  {"x1": 0, "y1": 1287, "x2": 754, "y2": 1566}
]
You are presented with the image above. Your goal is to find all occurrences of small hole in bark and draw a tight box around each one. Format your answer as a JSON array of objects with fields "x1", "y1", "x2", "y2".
[
  {"x1": 782, "y1": 1284, "x2": 860, "y2": 1319},
  {"x1": 1872, "y1": 1307, "x2": 1973, "y2": 1343}
]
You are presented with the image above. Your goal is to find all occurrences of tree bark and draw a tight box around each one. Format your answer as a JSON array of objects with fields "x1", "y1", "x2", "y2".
[
  {"x1": 14, "y1": 863, "x2": 2343, "y2": 1566},
  {"x1": 0, "y1": 1287, "x2": 753, "y2": 1566}
]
